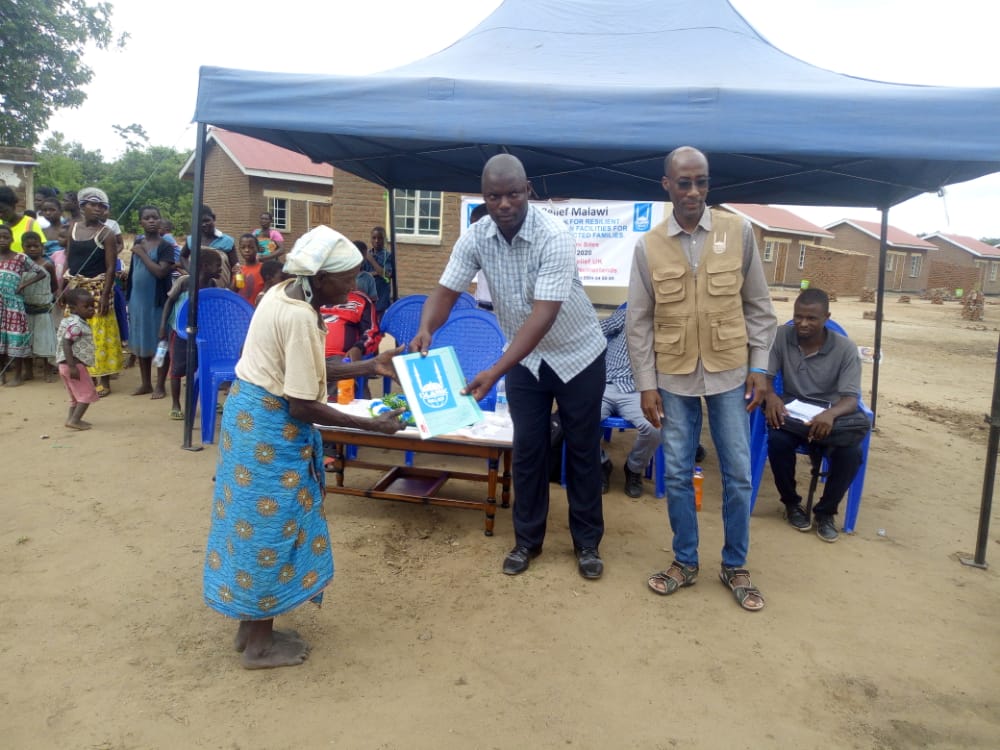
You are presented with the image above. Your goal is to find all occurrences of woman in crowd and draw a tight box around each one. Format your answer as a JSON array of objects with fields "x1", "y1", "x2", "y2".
[
  {"x1": 126, "y1": 206, "x2": 174, "y2": 398},
  {"x1": 202, "y1": 226, "x2": 404, "y2": 669},
  {"x1": 65, "y1": 187, "x2": 122, "y2": 396}
]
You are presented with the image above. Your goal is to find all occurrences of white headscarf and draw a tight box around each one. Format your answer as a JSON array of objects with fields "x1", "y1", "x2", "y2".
[{"x1": 282, "y1": 225, "x2": 363, "y2": 303}]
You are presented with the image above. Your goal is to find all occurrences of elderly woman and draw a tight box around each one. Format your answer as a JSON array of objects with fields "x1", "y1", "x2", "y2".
[{"x1": 203, "y1": 226, "x2": 405, "y2": 670}]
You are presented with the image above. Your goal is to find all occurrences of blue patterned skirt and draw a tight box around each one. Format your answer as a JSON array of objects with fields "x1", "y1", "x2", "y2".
[{"x1": 203, "y1": 379, "x2": 334, "y2": 620}]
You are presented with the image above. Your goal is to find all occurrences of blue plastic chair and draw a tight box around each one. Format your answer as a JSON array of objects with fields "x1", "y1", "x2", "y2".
[
  {"x1": 453, "y1": 291, "x2": 477, "y2": 310},
  {"x1": 379, "y1": 294, "x2": 427, "y2": 394},
  {"x1": 431, "y1": 309, "x2": 507, "y2": 410},
  {"x1": 748, "y1": 319, "x2": 873, "y2": 533},
  {"x1": 176, "y1": 289, "x2": 255, "y2": 444}
]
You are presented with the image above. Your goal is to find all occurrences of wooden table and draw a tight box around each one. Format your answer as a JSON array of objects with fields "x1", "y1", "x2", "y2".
[{"x1": 318, "y1": 414, "x2": 512, "y2": 536}]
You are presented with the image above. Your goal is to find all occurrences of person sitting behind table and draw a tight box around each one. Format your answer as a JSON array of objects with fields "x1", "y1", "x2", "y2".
[
  {"x1": 762, "y1": 287, "x2": 866, "y2": 544},
  {"x1": 321, "y1": 288, "x2": 382, "y2": 399}
]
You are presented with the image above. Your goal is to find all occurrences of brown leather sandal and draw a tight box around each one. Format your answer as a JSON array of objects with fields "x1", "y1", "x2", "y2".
[
  {"x1": 719, "y1": 565, "x2": 765, "y2": 611},
  {"x1": 647, "y1": 561, "x2": 698, "y2": 595}
]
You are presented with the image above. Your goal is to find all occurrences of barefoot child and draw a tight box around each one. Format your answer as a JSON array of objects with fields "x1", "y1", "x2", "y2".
[
  {"x1": 159, "y1": 250, "x2": 222, "y2": 419},
  {"x1": 0, "y1": 225, "x2": 46, "y2": 386},
  {"x1": 20, "y1": 231, "x2": 58, "y2": 382},
  {"x1": 56, "y1": 289, "x2": 99, "y2": 430}
]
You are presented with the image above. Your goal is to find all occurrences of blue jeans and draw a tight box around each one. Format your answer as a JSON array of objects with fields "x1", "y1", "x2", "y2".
[
  {"x1": 660, "y1": 385, "x2": 752, "y2": 568},
  {"x1": 600, "y1": 383, "x2": 660, "y2": 473}
]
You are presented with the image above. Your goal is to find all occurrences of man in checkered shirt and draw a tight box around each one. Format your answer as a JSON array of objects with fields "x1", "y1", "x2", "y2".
[{"x1": 414, "y1": 154, "x2": 607, "y2": 580}]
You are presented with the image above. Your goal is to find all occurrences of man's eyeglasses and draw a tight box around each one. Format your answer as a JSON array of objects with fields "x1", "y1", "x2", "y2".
[{"x1": 672, "y1": 177, "x2": 710, "y2": 192}]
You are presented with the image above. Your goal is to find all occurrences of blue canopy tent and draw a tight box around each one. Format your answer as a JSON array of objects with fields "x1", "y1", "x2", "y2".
[{"x1": 185, "y1": 0, "x2": 1000, "y2": 564}]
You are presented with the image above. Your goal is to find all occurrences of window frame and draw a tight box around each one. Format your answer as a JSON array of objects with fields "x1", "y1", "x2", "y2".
[
  {"x1": 392, "y1": 189, "x2": 443, "y2": 245},
  {"x1": 991, "y1": 262, "x2": 999, "y2": 282},
  {"x1": 797, "y1": 245, "x2": 806, "y2": 270},
  {"x1": 267, "y1": 197, "x2": 289, "y2": 232},
  {"x1": 909, "y1": 254, "x2": 922, "y2": 278}
]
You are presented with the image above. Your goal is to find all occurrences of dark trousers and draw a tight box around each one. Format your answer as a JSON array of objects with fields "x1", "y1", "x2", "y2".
[
  {"x1": 507, "y1": 353, "x2": 605, "y2": 551},
  {"x1": 767, "y1": 427, "x2": 863, "y2": 516}
]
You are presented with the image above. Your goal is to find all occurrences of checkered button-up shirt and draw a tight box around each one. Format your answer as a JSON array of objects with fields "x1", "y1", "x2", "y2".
[{"x1": 439, "y1": 205, "x2": 605, "y2": 381}]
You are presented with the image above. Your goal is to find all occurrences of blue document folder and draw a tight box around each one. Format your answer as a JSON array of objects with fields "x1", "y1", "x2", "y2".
[{"x1": 392, "y1": 346, "x2": 484, "y2": 439}]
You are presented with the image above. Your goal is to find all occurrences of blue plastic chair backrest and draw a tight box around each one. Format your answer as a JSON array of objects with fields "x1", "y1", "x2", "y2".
[
  {"x1": 453, "y1": 291, "x2": 477, "y2": 310},
  {"x1": 432, "y1": 309, "x2": 507, "y2": 410},
  {"x1": 380, "y1": 294, "x2": 427, "y2": 348},
  {"x1": 194, "y1": 288, "x2": 255, "y2": 364}
]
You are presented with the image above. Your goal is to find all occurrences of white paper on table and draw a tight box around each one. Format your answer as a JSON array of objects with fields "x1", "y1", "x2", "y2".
[{"x1": 784, "y1": 398, "x2": 827, "y2": 422}]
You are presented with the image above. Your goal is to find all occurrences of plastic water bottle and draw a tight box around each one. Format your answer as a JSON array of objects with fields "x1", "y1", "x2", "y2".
[
  {"x1": 152, "y1": 339, "x2": 169, "y2": 368},
  {"x1": 233, "y1": 266, "x2": 245, "y2": 290},
  {"x1": 336, "y1": 358, "x2": 355, "y2": 405},
  {"x1": 495, "y1": 377, "x2": 509, "y2": 419},
  {"x1": 693, "y1": 466, "x2": 704, "y2": 512}
]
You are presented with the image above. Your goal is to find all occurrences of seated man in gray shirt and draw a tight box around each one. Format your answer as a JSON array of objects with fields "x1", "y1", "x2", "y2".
[{"x1": 762, "y1": 288, "x2": 865, "y2": 543}]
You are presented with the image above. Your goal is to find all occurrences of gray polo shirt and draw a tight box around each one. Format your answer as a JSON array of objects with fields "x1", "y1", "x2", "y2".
[{"x1": 767, "y1": 324, "x2": 861, "y2": 405}]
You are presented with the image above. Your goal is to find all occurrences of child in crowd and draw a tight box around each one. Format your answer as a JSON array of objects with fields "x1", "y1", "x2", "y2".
[
  {"x1": 255, "y1": 259, "x2": 285, "y2": 306},
  {"x1": 159, "y1": 250, "x2": 223, "y2": 420},
  {"x1": 0, "y1": 225, "x2": 45, "y2": 386},
  {"x1": 56, "y1": 288, "x2": 99, "y2": 430},
  {"x1": 234, "y1": 233, "x2": 263, "y2": 305},
  {"x1": 20, "y1": 232, "x2": 58, "y2": 382}
]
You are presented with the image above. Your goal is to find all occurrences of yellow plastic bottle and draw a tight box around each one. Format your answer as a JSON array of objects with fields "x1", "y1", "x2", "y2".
[
  {"x1": 693, "y1": 466, "x2": 703, "y2": 512},
  {"x1": 336, "y1": 358, "x2": 355, "y2": 404}
]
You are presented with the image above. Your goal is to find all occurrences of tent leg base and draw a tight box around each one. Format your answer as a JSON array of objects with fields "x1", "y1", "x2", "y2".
[{"x1": 959, "y1": 556, "x2": 988, "y2": 570}]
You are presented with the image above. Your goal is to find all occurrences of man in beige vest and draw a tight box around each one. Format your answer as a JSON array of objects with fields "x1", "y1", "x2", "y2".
[{"x1": 627, "y1": 146, "x2": 776, "y2": 611}]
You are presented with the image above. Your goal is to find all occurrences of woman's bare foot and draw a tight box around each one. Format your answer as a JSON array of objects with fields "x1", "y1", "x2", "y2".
[
  {"x1": 65, "y1": 421, "x2": 92, "y2": 431},
  {"x1": 131, "y1": 385, "x2": 153, "y2": 396},
  {"x1": 234, "y1": 623, "x2": 303, "y2": 652},
  {"x1": 241, "y1": 634, "x2": 310, "y2": 669},
  {"x1": 150, "y1": 388, "x2": 166, "y2": 400}
]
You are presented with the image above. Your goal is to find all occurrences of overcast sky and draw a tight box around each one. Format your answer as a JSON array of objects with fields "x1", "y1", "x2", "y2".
[{"x1": 41, "y1": 0, "x2": 1000, "y2": 239}]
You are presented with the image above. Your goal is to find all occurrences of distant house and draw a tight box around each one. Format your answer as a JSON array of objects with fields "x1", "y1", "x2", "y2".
[
  {"x1": 0, "y1": 147, "x2": 39, "y2": 211},
  {"x1": 824, "y1": 219, "x2": 936, "y2": 293},
  {"x1": 922, "y1": 232, "x2": 1000, "y2": 294},
  {"x1": 179, "y1": 128, "x2": 333, "y2": 248},
  {"x1": 720, "y1": 204, "x2": 867, "y2": 295}
]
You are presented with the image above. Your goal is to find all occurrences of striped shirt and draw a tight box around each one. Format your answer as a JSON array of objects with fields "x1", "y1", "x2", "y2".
[
  {"x1": 600, "y1": 306, "x2": 635, "y2": 392},
  {"x1": 440, "y1": 205, "x2": 605, "y2": 381}
]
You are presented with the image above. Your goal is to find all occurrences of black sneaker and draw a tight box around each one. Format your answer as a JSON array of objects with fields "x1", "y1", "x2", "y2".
[
  {"x1": 624, "y1": 466, "x2": 643, "y2": 498},
  {"x1": 815, "y1": 514, "x2": 839, "y2": 543},
  {"x1": 784, "y1": 504, "x2": 812, "y2": 532},
  {"x1": 601, "y1": 459, "x2": 613, "y2": 494}
]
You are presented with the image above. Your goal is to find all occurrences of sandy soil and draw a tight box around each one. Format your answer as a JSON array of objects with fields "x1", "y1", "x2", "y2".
[{"x1": 2, "y1": 294, "x2": 999, "y2": 750}]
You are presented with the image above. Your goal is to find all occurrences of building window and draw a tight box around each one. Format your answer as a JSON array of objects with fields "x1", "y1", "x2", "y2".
[
  {"x1": 991, "y1": 262, "x2": 999, "y2": 282},
  {"x1": 393, "y1": 189, "x2": 442, "y2": 240},
  {"x1": 267, "y1": 197, "x2": 289, "y2": 231},
  {"x1": 798, "y1": 246, "x2": 806, "y2": 270},
  {"x1": 886, "y1": 253, "x2": 897, "y2": 272},
  {"x1": 763, "y1": 240, "x2": 774, "y2": 262},
  {"x1": 909, "y1": 254, "x2": 922, "y2": 278}
]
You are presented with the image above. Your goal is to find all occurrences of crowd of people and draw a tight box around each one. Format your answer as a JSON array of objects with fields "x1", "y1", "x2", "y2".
[
  {"x1": 2, "y1": 146, "x2": 870, "y2": 670},
  {"x1": 0, "y1": 188, "x2": 395, "y2": 430}
]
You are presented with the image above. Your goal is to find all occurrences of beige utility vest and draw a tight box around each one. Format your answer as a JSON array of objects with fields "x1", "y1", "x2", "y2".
[{"x1": 644, "y1": 210, "x2": 749, "y2": 374}]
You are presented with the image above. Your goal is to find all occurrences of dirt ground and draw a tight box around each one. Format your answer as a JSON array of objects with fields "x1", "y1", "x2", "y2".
[{"x1": 2, "y1": 293, "x2": 999, "y2": 750}]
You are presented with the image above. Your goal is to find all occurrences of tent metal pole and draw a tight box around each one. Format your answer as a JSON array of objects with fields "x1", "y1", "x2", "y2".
[
  {"x1": 387, "y1": 186, "x2": 398, "y2": 303},
  {"x1": 182, "y1": 121, "x2": 208, "y2": 451},
  {"x1": 960, "y1": 330, "x2": 1000, "y2": 569},
  {"x1": 869, "y1": 208, "x2": 889, "y2": 426}
]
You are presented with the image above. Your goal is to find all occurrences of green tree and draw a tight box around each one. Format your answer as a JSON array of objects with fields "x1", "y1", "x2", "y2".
[
  {"x1": 104, "y1": 145, "x2": 193, "y2": 233},
  {"x1": 0, "y1": 0, "x2": 125, "y2": 147},
  {"x1": 34, "y1": 132, "x2": 108, "y2": 195}
]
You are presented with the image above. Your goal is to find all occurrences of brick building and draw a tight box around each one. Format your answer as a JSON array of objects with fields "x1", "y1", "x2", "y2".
[
  {"x1": 179, "y1": 128, "x2": 333, "y2": 248},
  {"x1": 0, "y1": 147, "x2": 39, "y2": 210},
  {"x1": 719, "y1": 204, "x2": 870, "y2": 294},
  {"x1": 922, "y1": 232, "x2": 1000, "y2": 295},
  {"x1": 824, "y1": 219, "x2": 936, "y2": 293}
]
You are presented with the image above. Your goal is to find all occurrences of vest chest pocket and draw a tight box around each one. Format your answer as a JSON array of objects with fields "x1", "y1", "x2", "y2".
[
  {"x1": 710, "y1": 312, "x2": 748, "y2": 352},
  {"x1": 704, "y1": 254, "x2": 742, "y2": 297},
  {"x1": 655, "y1": 321, "x2": 686, "y2": 355},
  {"x1": 652, "y1": 266, "x2": 686, "y2": 304}
]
